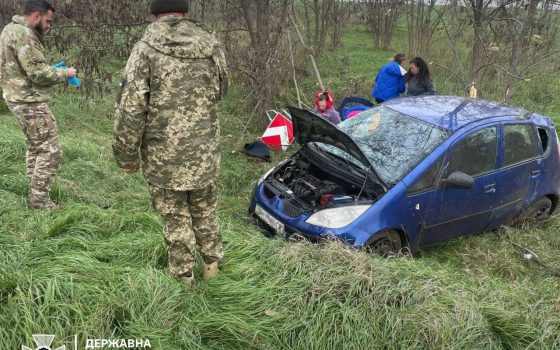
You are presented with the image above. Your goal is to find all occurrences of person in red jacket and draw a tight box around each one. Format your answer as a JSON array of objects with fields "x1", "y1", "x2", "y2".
[{"x1": 314, "y1": 91, "x2": 341, "y2": 125}]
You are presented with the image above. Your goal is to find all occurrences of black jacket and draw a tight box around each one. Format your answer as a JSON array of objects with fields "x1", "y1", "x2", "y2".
[{"x1": 407, "y1": 75, "x2": 436, "y2": 96}]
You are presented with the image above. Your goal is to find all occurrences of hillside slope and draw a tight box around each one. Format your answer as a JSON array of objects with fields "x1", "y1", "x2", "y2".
[{"x1": 1, "y1": 27, "x2": 560, "y2": 350}]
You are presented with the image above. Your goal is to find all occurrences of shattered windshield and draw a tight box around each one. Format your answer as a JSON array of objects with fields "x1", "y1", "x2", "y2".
[{"x1": 315, "y1": 106, "x2": 450, "y2": 184}]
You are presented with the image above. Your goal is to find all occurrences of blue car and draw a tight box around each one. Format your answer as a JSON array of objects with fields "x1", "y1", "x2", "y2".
[{"x1": 249, "y1": 96, "x2": 560, "y2": 255}]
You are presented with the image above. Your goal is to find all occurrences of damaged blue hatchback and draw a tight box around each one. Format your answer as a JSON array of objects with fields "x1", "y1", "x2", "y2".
[{"x1": 249, "y1": 96, "x2": 560, "y2": 255}]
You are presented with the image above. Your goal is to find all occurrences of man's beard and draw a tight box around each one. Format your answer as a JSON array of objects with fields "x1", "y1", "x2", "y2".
[{"x1": 34, "y1": 23, "x2": 45, "y2": 35}]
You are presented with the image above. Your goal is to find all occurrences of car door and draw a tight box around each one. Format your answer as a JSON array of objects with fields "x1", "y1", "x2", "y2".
[
  {"x1": 419, "y1": 125, "x2": 499, "y2": 247},
  {"x1": 404, "y1": 156, "x2": 445, "y2": 250},
  {"x1": 489, "y1": 123, "x2": 544, "y2": 225}
]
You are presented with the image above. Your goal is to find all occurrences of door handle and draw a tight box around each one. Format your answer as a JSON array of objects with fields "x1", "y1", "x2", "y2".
[
  {"x1": 484, "y1": 184, "x2": 496, "y2": 193},
  {"x1": 531, "y1": 170, "x2": 541, "y2": 176}
]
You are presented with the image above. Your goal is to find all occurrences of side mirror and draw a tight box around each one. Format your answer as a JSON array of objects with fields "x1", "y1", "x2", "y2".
[{"x1": 444, "y1": 171, "x2": 474, "y2": 189}]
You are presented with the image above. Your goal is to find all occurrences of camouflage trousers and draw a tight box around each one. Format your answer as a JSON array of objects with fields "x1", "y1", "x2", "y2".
[
  {"x1": 149, "y1": 181, "x2": 224, "y2": 277},
  {"x1": 7, "y1": 102, "x2": 62, "y2": 204}
]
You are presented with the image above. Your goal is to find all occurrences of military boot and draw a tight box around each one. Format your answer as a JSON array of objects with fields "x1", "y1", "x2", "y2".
[
  {"x1": 28, "y1": 196, "x2": 60, "y2": 210},
  {"x1": 177, "y1": 271, "x2": 195, "y2": 288},
  {"x1": 203, "y1": 262, "x2": 219, "y2": 281}
]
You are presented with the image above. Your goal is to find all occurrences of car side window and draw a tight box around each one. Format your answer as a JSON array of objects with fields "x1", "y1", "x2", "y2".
[
  {"x1": 447, "y1": 127, "x2": 497, "y2": 177},
  {"x1": 408, "y1": 157, "x2": 444, "y2": 194},
  {"x1": 503, "y1": 124, "x2": 538, "y2": 166},
  {"x1": 537, "y1": 127, "x2": 549, "y2": 155}
]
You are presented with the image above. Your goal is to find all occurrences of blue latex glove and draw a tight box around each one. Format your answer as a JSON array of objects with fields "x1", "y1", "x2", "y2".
[
  {"x1": 52, "y1": 61, "x2": 81, "y2": 87},
  {"x1": 67, "y1": 76, "x2": 81, "y2": 88},
  {"x1": 52, "y1": 61, "x2": 65, "y2": 69}
]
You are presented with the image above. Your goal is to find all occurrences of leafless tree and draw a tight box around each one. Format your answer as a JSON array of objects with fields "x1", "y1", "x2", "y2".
[
  {"x1": 301, "y1": 0, "x2": 333, "y2": 55},
  {"x1": 221, "y1": 0, "x2": 295, "y2": 127},
  {"x1": 464, "y1": 0, "x2": 494, "y2": 84},
  {"x1": 329, "y1": 0, "x2": 356, "y2": 48},
  {"x1": 436, "y1": 0, "x2": 560, "y2": 100},
  {"x1": 299, "y1": 0, "x2": 354, "y2": 54},
  {"x1": 406, "y1": 0, "x2": 445, "y2": 58},
  {"x1": 366, "y1": 0, "x2": 406, "y2": 50},
  {"x1": 489, "y1": 0, "x2": 560, "y2": 101}
]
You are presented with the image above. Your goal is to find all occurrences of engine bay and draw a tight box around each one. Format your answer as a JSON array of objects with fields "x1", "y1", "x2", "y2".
[{"x1": 269, "y1": 155, "x2": 376, "y2": 209}]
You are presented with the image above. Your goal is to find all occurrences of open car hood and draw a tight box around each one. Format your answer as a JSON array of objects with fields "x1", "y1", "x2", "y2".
[{"x1": 288, "y1": 107, "x2": 387, "y2": 191}]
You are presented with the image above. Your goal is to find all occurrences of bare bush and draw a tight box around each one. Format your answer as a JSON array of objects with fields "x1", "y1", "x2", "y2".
[
  {"x1": 0, "y1": 0, "x2": 222, "y2": 98},
  {"x1": 2, "y1": 0, "x2": 559, "y2": 116},
  {"x1": 0, "y1": 0, "x2": 306, "y2": 127},
  {"x1": 220, "y1": 0, "x2": 298, "y2": 127},
  {"x1": 1, "y1": 0, "x2": 151, "y2": 97}
]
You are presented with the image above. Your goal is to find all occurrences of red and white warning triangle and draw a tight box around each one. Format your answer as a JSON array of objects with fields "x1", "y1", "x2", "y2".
[{"x1": 261, "y1": 112, "x2": 294, "y2": 151}]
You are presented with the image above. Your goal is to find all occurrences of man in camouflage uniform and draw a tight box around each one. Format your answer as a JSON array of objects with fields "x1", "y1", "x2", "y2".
[
  {"x1": 113, "y1": 0, "x2": 228, "y2": 287},
  {"x1": 0, "y1": 0, "x2": 77, "y2": 210}
]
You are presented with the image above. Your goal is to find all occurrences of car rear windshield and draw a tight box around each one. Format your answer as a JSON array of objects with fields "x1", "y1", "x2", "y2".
[{"x1": 316, "y1": 106, "x2": 450, "y2": 184}]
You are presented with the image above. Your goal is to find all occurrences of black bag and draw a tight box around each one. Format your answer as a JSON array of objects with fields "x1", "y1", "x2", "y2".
[{"x1": 244, "y1": 140, "x2": 271, "y2": 162}]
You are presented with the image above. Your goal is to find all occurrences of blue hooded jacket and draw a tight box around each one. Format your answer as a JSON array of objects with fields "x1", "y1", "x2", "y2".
[{"x1": 372, "y1": 61, "x2": 406, "y2": 102}]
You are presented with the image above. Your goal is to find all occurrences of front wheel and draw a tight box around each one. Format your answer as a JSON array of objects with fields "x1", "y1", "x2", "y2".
[
  {"x1": 366, "y1": 230, "x2": 402, "y2": 257},
  {"x1": 514, "y1": 197, "x2": 552, "y2": 226}
]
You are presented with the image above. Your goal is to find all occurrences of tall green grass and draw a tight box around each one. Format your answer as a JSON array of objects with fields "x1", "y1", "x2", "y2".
[{"x1": 1, "y1": 25, "x2": 560, "y2": 350}]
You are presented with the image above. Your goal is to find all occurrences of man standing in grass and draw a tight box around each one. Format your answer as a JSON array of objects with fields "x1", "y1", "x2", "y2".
[
  {"x1": 0, "y1": 0, "x2": 77, "y2": 210},
  {"x1": 113, "y1": 0, "x2": 228, "y2": 287}
]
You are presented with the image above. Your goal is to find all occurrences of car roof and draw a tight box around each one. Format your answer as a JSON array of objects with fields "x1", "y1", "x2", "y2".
[{"x1": 382, "y1": 95, "x2": 538, "y2": 132}]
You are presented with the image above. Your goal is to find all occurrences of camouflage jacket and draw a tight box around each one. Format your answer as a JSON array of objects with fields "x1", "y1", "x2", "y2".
[
  {"x1": 113, "y1": 16, "x2": 229, "y2": 191},
  {"x1": 0, "y1": 16, "x2": 67, "y2": 103}
]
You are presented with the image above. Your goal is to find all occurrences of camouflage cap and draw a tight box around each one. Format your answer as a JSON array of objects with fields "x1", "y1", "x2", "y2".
[{"x1": 150, "y1": 0, "x2": 189, "y2": 15}]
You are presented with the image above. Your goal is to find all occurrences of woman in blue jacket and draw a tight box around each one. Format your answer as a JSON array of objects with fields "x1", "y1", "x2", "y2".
[{"x1": 372, "y1": 53, "x2": 406, "y2": 103}]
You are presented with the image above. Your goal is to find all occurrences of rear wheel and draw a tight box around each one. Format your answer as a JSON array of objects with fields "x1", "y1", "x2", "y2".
[
  {"x1": 515, "y1": 197, "x2": 552, "y2": 226},
  {"x1": 366, "y1": 230, "x2": 402, "y2": 257}
]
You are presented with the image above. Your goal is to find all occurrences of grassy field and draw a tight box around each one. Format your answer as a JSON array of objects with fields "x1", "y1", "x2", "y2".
[{"x1": 1, "y1": 24, "x2": 560, "y2": 350}]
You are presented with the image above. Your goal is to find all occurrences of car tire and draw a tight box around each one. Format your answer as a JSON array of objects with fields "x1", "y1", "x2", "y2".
[
  {"x1": 515, "y1": 197, "x2": 552, "y2": 225},
  {"x1": 366, "y1": 230, "x2": 402, "y2": 257}
]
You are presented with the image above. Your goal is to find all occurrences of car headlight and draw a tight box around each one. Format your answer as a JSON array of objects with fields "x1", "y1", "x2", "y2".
[{"x1": 305, "y1": 205, "x2": 371, "y2": 229}]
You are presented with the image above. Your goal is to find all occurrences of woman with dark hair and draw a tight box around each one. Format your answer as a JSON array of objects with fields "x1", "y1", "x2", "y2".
[
  {"x1": 406, "y1": 57, "x2": 436, "y2": 96},
  {"x1": 371, "y1": 53, "x2": 407, "y2": 104}
]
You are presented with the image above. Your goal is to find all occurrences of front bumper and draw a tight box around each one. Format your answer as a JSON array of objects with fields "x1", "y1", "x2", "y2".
[
  {"x1": 248, "y1": 183, "x2": 358, "y2": 245},
  {"x1": 249, "y1": 205, "x2": 324, "y2": 243}
]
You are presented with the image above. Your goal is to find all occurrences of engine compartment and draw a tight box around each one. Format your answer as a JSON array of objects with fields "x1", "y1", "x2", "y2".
[{"x1": 270, "y1": 155, "x2": 376, "y2": 208}]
